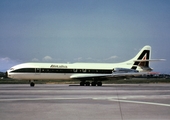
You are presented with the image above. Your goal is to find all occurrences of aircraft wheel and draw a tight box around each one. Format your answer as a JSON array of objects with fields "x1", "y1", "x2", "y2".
[
  {"x1": 30, "y1": 82, "x2": 35, "y2": 87},
  {"x1": 91, "y1": 82, "x2": 96, "y2": 86},
  {"x1": 85, "y1": 82, "x2": 90, "y2": 86},
  {"x1": 80, "y1": 82, "x2": 85, "y2": 86},
  {"x1": 97, "y1": 82, "x2": 102, "y2": 86}
]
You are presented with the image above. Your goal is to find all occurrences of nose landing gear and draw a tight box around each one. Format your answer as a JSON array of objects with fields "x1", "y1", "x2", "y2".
[{"x1": 29, "y1": 80, "x2": 35, "y2": 87}]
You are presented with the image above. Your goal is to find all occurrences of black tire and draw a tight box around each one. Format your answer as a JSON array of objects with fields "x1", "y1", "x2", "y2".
[
  {"x1": 85, "y1": 82, "x2": 90, "y2": 86},
  {"x1": 97, "y1": 82, "x2": 102, "y2": 86},
  {"x1": 30, "y1": 82, "x2": 35, "y2": 87},
  {"x1": 80, "y1": 82, "x2": 85, "y2": 86},
  {"x1": 91, "y1": 82, "x2": 96, "y2": 86}
]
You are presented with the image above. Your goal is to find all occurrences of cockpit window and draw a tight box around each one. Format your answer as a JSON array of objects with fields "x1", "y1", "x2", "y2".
[{"x1": 10, "y1": 68, "x2": 14, "y2": 71}]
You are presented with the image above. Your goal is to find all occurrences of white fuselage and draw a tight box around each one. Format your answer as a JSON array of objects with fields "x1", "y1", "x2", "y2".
[{"x1": 7, "y1": 62, "x2": 136, "y2": 80}]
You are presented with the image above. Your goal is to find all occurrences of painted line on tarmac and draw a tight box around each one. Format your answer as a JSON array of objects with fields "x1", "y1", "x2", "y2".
[
  {"x1": 0, "y1": 97, "x2": 84, "y2": 101},
  {"x1": 1, "y1": 96, "x2": 170, "y2": 107},
  {"x1": 93, "y1": 97, "x2": 170, "y2": 107},
  {"x1": 109, "y1": 99, "x2": 170, "y2": 107}
]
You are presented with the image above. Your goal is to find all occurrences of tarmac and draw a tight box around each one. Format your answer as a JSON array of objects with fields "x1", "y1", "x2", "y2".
[{"x1": 0, "y1": 84, "x2": 170, "y2": 120}]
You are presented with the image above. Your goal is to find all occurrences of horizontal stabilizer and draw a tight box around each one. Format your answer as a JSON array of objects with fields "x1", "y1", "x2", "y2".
[{"x1": 134, "y1": 59, "x2": 166, "y2": 62}]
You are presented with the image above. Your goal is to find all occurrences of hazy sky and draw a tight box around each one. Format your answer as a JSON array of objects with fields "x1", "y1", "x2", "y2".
[{"x1": 0, "y1": 0, "x2": 170, "y2": 73}]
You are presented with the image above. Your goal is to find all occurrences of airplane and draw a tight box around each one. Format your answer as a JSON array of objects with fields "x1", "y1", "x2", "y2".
[{"x1": 6, "y1": 45, "x2": 164, "y2": 87}]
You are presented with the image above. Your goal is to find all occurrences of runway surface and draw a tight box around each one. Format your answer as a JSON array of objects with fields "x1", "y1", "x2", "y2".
[{"x1": 0, "y1": 84, "x2": 170, "y2": 120}]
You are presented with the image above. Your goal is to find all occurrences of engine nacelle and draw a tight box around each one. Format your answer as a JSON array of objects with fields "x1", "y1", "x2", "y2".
[{"x1": 113, "y1": 68, "x2": 139, "y2": 73}]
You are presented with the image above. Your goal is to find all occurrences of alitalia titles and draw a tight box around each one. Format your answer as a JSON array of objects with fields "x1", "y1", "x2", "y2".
[{"x1": 50, "y1": 65, "x2": 67, "y2": 68}]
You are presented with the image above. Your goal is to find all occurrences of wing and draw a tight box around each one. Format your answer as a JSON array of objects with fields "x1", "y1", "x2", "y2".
[{"x1": 70, "y1": 72, "x2": 146, "y2": 80}]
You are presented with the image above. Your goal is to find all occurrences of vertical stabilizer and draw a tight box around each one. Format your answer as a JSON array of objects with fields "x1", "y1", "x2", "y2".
[{"x1": 128, "y1": 45, "x2": 152, "y2": 72}]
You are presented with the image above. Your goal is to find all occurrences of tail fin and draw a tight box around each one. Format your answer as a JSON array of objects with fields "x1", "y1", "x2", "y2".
[{"x1": 130, "y1": 45, "x2": 152, "y2": 72}]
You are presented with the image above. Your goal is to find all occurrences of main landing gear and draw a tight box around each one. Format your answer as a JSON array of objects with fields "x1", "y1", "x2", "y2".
[{"x1": 80, "y1": 81, "x2": 102, "y2": 86}]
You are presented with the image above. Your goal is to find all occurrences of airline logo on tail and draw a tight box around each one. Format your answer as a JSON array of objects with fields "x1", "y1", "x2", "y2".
[
  {"x1": 138, "y1": 53, "x2": 147, "y2": 67},
  {"x1": 131, "y1": 50, "x2": 150, "y2": 70}
]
